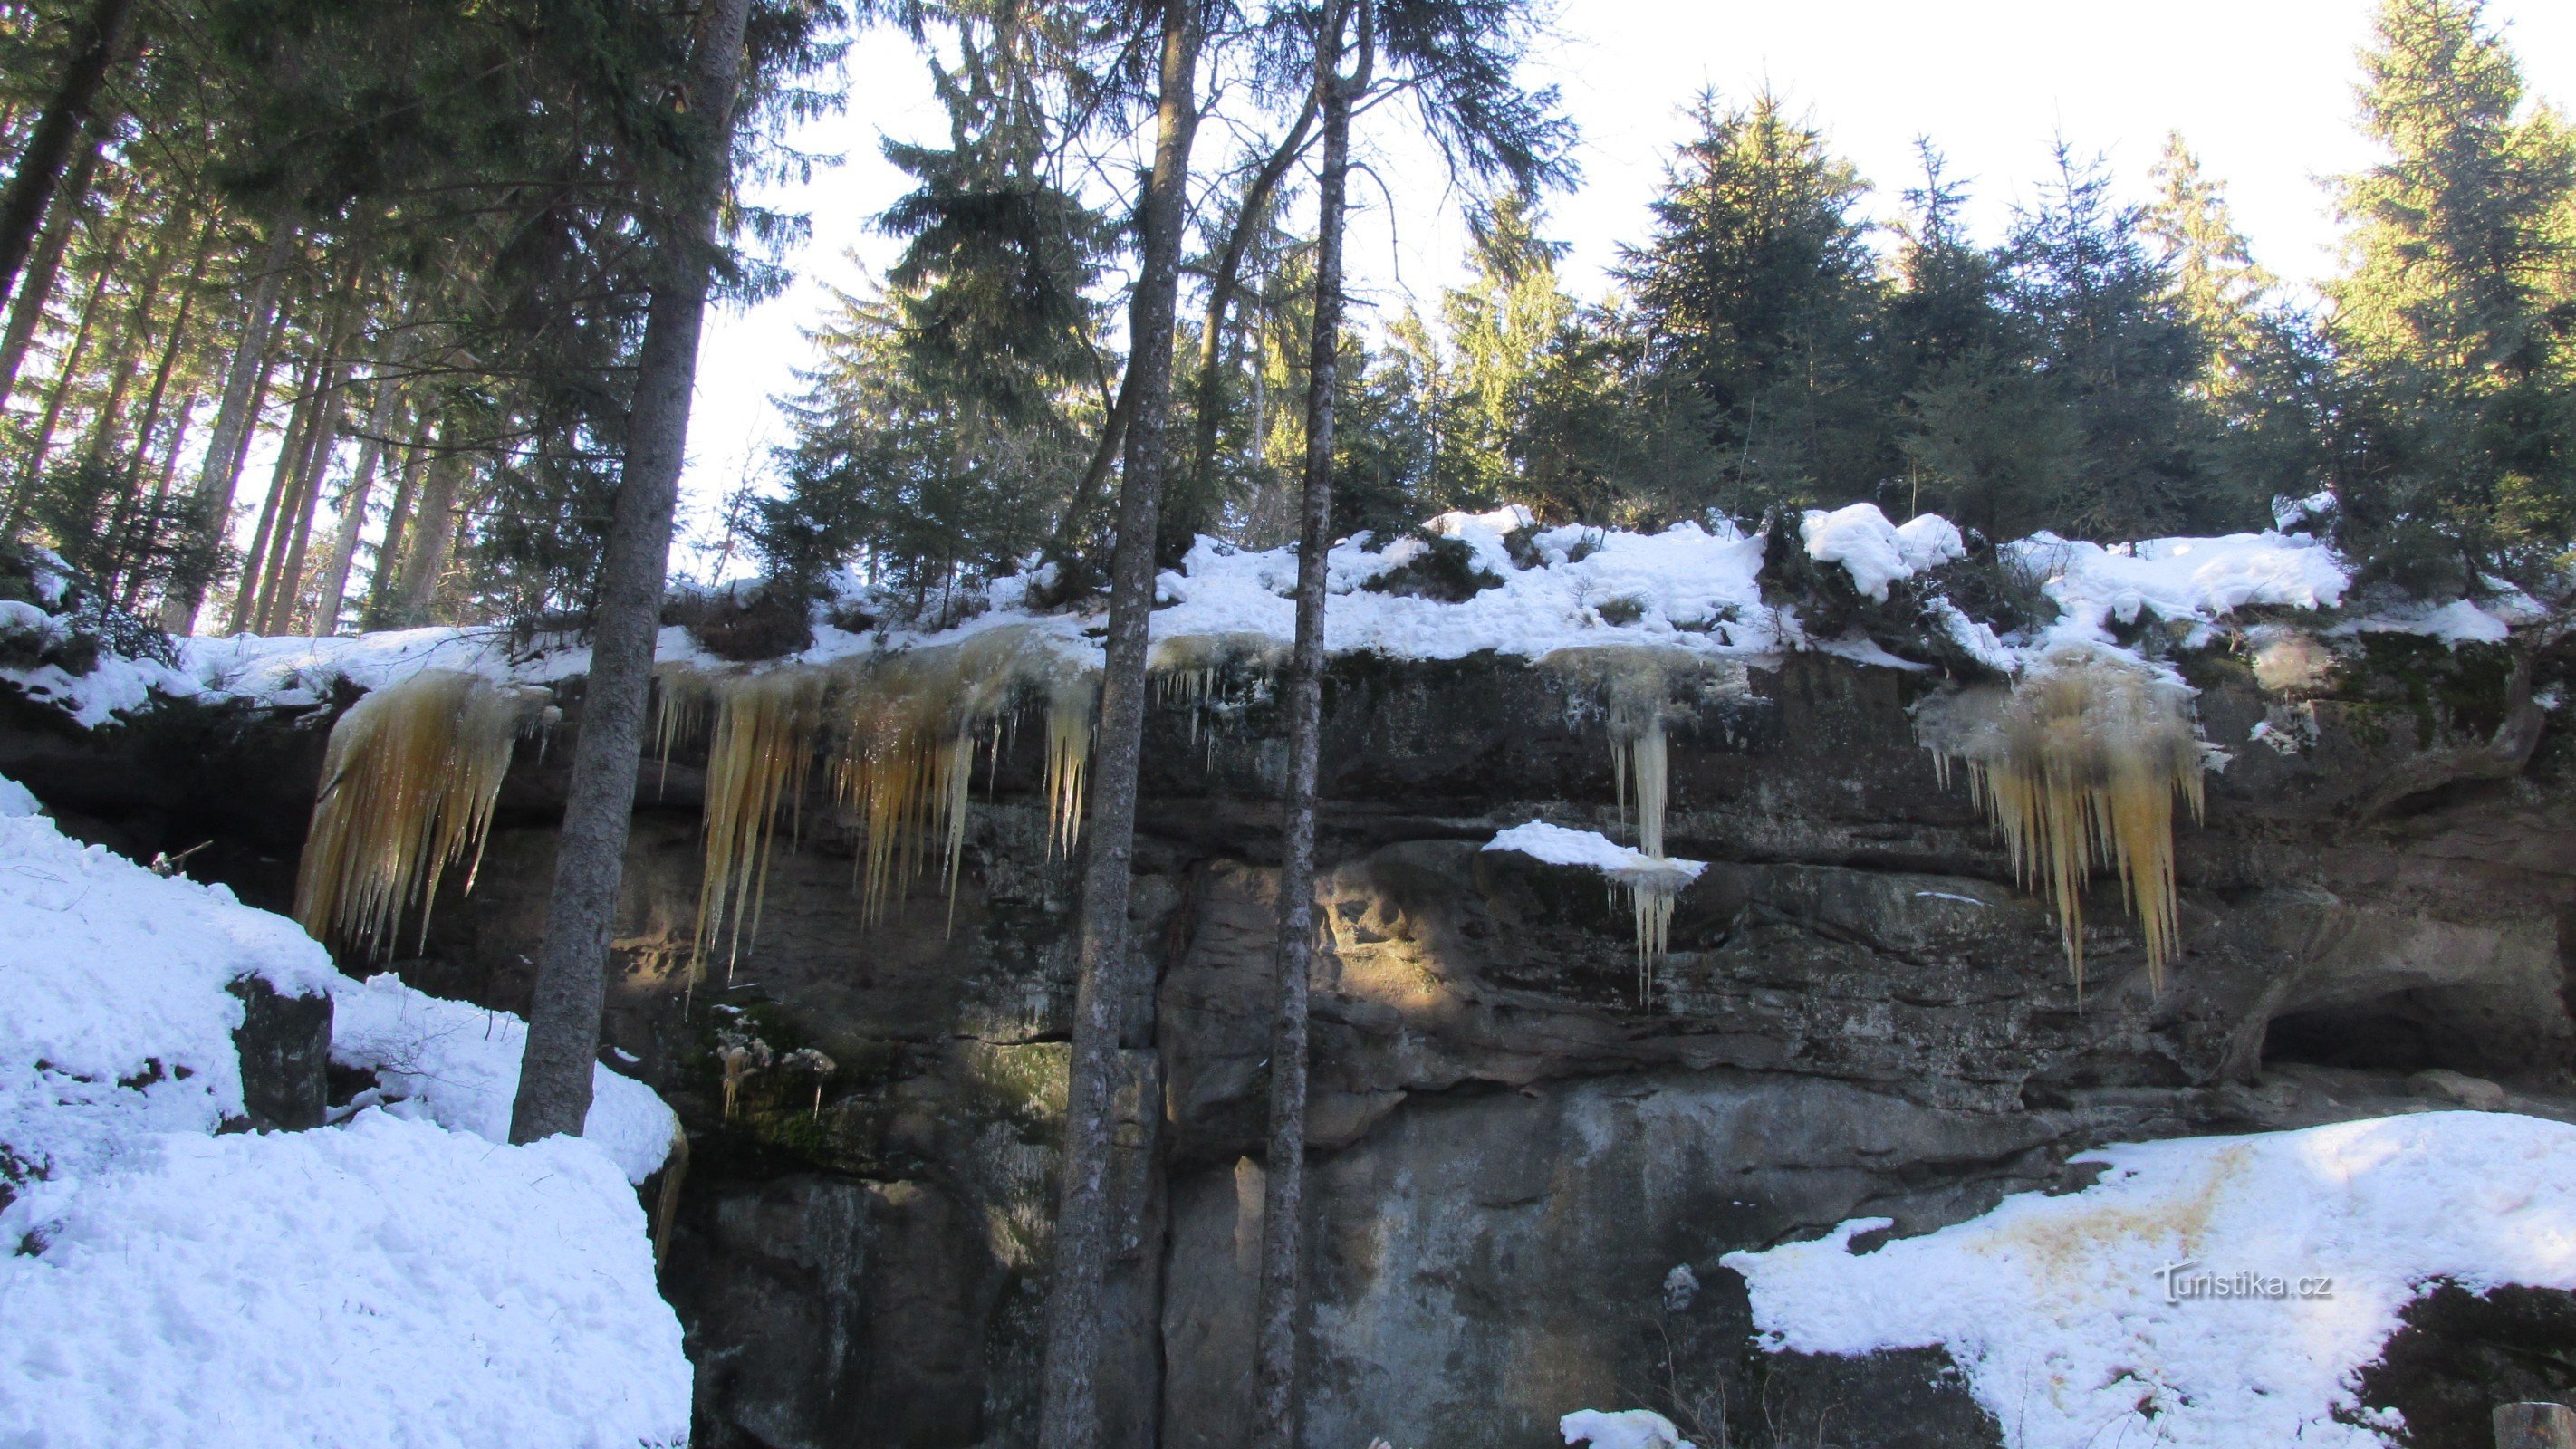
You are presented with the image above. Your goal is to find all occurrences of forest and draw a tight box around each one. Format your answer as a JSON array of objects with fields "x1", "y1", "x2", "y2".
[{"x1": 0, "y1": 0, "x2": 2564, "y2": 648}]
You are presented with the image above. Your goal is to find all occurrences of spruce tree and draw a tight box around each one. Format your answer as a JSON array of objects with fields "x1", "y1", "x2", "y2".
[{"x1": 2328, "y1": 0, "x2": 2576, "y2": 587}]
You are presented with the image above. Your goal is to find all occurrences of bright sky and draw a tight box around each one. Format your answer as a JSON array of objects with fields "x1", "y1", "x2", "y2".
[{"x1": 674, "y1": 0, "x2": 2576, "y2": 573}]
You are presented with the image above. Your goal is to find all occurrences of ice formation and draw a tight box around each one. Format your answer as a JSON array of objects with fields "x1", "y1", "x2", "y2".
[
  {"x1": 670, "y1": 667, "x2": 823, "y2": 972},
  {"x1": 1914, "y1": 647, "x2": 2206, "y2": 989},
  {"x1": 293, "y1": 669, "x2": 551, "y2": 958},
  {"x1": 652, "y1": 626, "x2": 1101, "y2": 944},
  {"x1": 1485, "y1": 820, "x2": 1709, "y2": 1003}
]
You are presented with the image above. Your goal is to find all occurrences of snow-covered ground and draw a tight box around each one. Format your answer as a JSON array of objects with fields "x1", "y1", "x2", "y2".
[
  {"x1": 0, "y1": 776, "x2": 687, "y2": 1449},
  {"x1": 2, "y1": 503, "x2": 2548, "y2": 728},
  {"x1": 1724, "y1": 1112, "x2": 2576, "y2": 1449}
]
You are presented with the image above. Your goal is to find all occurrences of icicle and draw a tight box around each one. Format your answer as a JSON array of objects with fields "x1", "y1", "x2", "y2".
[
  {"x1": 294, "y1": 670, "x2": 551, "y2": 958},
  {"x1": 1043, "y1": 671, "x2": 1097, "y2": 858},
  {"x1": 651, "y1": 665, "x2": 715, "y2": 798},
  {"x1": 1913, "y1": 647, "x2": 2206, "y2": 992},
  {"x1": 1611, "y1": 860, "x2": 1694, "y2": 1006},
  {"x1": 1538, "y1": 648, "x2": 1741, "y2": 974},
  {"x1": 694, "y1": 668, "x2": 824, "y2": 979},
  {"x1": 1149, "y1": 633, "x2": 1288, "y2": 755},
  {"x1": 823, "y1": 625, "x2": 1099, "y2": 926}
]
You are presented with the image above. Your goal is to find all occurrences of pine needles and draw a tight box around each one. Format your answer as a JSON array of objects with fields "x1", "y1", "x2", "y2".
[
  {"x1": 294, "y1": 669, "x2": 547, "y2": 958},
  {"x1": 1915, "y1": 647, "x2": 2206, "y2": 992}
]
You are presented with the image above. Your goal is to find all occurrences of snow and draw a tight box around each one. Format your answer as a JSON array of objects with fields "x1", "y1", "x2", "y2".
[
  {"x1": 0, "y1": 1111, "x2": 688, "y2": 1449},
  {"x1": 5, "y1": 504, "x2": 2554, "y2": 732},
  {"x1": 0, "y1": 803, "x2": 341, "y2": 1185},
  {"x1": 0, "y1": 773, "x2": 689, "y2": 1449},
  {"x1": 2330, "y1": 596, "x2": 2521, "y2": 648},
  {"x1": 1562, "y1": 1408, "x2": 1694, "y2": 1449},
  {"x1": 1722, "y1": 1112, "x2": 2576, "y2": 1449},
  {"x1": 1484, "y1": 820, "x2": 1707, "y2": 880},
  {"x1": 1153, "y1": 511, "x2": 1775, "y2": 661},
  {"x1": 1802, "y1": 503, "x2": 1964, "y2": 601},
  {"x1": 333, "y1": 973, "x2": 678, "y2": 1185},
  {"x1": 2014, "y1": 530, "x2": 2352, "y2": 650}
]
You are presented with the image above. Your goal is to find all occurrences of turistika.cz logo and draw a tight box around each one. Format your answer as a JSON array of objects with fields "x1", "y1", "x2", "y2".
[{"x1": 2153, "y1": 1259, "x2": 2334, "y2": 1305}]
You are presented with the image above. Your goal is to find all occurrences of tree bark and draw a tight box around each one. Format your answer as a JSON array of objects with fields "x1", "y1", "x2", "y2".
[
  {"x1": 163, "y1": 217, "x2": 298, "y2": 633},
  {"x1": 228, "y1": 350, "x2": 322, "y2": 633},
  {"x1": 0, "y1": 0, "x2": 136, "y2": 306},
  {"x1": 367, "y1": 429, "x2": 427, "y2": 625},
  {"x1": 312, "y1": 385, "x2": 398, "y2": 633},
  {"x1": 506, "y1": 0, "x2": 759, "y2": 1146},
  {"x1": 82, "y1": 201, "x2": 192, "y2": 463},
  {"x1": 120, "y1": 211, "x2": 215, "y2": 491},
  {"x1": 1254, "y1": 7, "x2": 1364, "y2": 1445},
  {"x1": 1175, "y1": 94, "x2": 1317, "y2": 549},
  {"x1": 387, "y1": 426, "x2": 464, "y2": 626},
  {"x1": 0, "y1": 121, "x2": 102, "y2": 409},
  {"x1": 259, "y1": 316, "x2": 360, "y2": 634},
  {"x1": 24, "y1": 202, "x2": 126, "y2": 464},
  {"x1": 1035, "y1": 7, "x2": 1204, "y2": 1449}
]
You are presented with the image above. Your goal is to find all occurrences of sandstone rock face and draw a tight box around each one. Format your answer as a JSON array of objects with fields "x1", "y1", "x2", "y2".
[{"x1": 15, "y1": 639, "x2": 2573, "y2": 1448}]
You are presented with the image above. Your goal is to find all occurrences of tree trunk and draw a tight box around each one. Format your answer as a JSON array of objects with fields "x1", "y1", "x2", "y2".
[
  {"x1": 260, "y1": 327, "x2": 359, "y2": 633},
  {"x1": 0, "y1": 121, "x2": 102, "y2": 409},
  {"x1": 0, "y1": 0, "x2": 136, "y2": 306},
  {"x1": 5, "y1": 200, "x2": 126, "y2": 530},
  {"x1": 163, "y1": 218, "x2": 297, "y2": 632},
  {"x1": 312, "y1": 386, "x2": 397, "y2": 633},
  {"x1": 120, "y1": 212, "x2": 215, "y2": 491},
  {"x1": 1176, "y1": 94, "x2": 1317, "y2": 550},
  {"x1": 388, "y1": 427, "x2": 464, "y2": 626},
  {"x1": 228, "y1": 350, "x2": 322, "y2": 633},
  {"x1": 1035, "y1": 6, "x2": 1204, "y2": 1449},
  {"x1": 82, "y1": 202, "x2": 191, "y2": 464},
  {"x1": 258, "y1": 369, "x2": 340, "y2": 633},
  {"x1": 117, "y1": 385, "x2": 196, "y2": 611},
  {"x1": 506, "y1": 0, "x2": 759, "y2": 1146},
  {"x1": 368, "y1": 430, "x2": 427, "y2": 624},
  {"x1": 1254, "y1": 7, "x2": 1364, "y2": 1445}
]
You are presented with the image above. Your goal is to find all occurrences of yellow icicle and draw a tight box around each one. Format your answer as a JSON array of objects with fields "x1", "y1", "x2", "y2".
[{"x1": 294, "y1": 670, "x2": 548, "y2": 958}]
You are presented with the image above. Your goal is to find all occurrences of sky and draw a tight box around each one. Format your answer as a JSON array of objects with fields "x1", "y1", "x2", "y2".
[{"x1": 671, "y1": 0, "x2": 2576, "y2": 574}]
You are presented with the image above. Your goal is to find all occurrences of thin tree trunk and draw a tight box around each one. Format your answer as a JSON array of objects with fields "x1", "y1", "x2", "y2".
[
  {"x1": 1180, "y1": 94, "x2": 1317, "y2": 536},
  {"x1": 506, "y1": 0, "x2": 758, "y2": 1144},
  {"x1": 1039, "y1": 362, "x2": 1135, "y2": 582},
  {"x1": 389, "y1": 427, "x2": 463, "y2": 626},
  {"x1": 162, "y1": 216, "x2": 297, "y2": 633},
  {"x1": 259, "y1": 307, "x2": 359, "y2": 633},
  {"x1": 368, "y1": 429, "x2": 426, "y2": 624},
  {"x1": 1035, "y1": 6, "x2": 1204, "y2": 1449},
  {"x1": 228, "y1": 350, "x2": 321, "y2": 632},
  {"x1": 258, "y1": 367, "x2": 340, "y2": 633},
  {"x1": 0, "y1": 0, "x2": 136, "y2": 305},
  {"x1": 13, "y1": 202, "x2": 124, "y2": 509},
  {"x1": 0, "y1": 122, "x2": 101, "y2": 409},
  {"x1": 120, "y1": 213, "x2": 214, "y2": 491},
  {"x1": 312, "y1": 386, "x2": 397, "y2": 633},
  {"x1": 82, "y1": 202, "x2": 191, "y2": 463},
  {"x1": 117, "y1": 385, "x2": 195, "y2": 611},
  {"x1": 1254, "y1": 7, "x2": 1365, "y2": 1445}
]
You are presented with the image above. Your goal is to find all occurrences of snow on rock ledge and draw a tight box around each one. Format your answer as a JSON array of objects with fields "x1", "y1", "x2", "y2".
[
  {"x1": 1484, "y1": 820, "x2": 1706, "y2": 880},
  {"x1": 1723, "y1": 1111, "x2": 2576, "y2": 1449},
  {"x1": 1802, "y1": 503, "x2": 1965, "y2": 600}
]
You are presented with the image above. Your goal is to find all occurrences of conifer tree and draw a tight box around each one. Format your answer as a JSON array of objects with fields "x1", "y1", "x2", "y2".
[{"x1": 2328, "y1": 0, "x2": 2576, "y2": 587}]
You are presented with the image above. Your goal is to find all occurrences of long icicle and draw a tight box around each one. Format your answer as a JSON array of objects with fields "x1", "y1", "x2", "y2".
[
  {"x1": 1917, "y1": 648, "x2": 2205, "y2": 992},
  {"x1": 295, "y1": 670, "x2": 546, "y2": 958}
]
